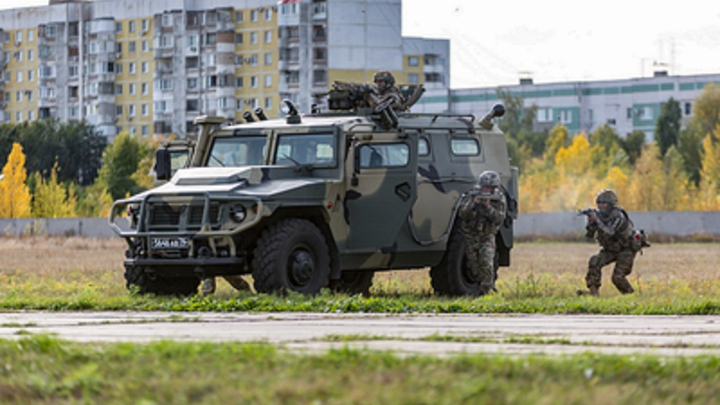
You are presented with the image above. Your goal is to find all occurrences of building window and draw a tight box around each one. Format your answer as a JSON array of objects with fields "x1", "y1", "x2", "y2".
[
  {"x1": 251, "y1": 76, "x2": 257, "y2": 88},
  {"x1": 186, "y1": 99, "x2": 199, "y2": 111},
  {"x1": 236, "y1": 77, "x2": 243, "y2": 88},
  {"x1": 142, "y1": 126, "x2": 149, "y2": 137},
  {"x1": 129, "y1": 105, "x2": 136, "y2": 116},
  {"x1": 16, "y1": 71, "x2": 22, "y2": 83},
  {"x1": 537, "y1": 108, "x2": 553, "y2": 123},
  {"x1": 28, "y1": 50, "x2": 34, "y2": 61},
  {"x1": 235, "y1": 33, "x2": 243, "y2": 44},
  {"x1": 265, "y1": 75, "x2": 272, "y2": 88},
  {"x1": 408, "y1": 56, "x2": 419, "y2": 66},
  {"x1": 116, "y1": 105, "x2": 123, "y2": 116},
  {"x1": 235, "y1": 11, "x2": 243, "y2": 23},
  {"x1": 264, "y1": 52, "x2": 272, "y2": 65},
  {"x1": 129, "y1": 41, "x2": 136, "y2": 53},
  {"x1": 264, "y1": 31, "x2": 272, "y2": 43},
  {"x1": 116, "y1": 85, "x2": 122, "y2": 95},
  {"x1": 142, "y1": 62, "x2": 148, "y2": 73},
  {"x1": 186, "y1": 57, "x2": 199, "y2": 68},
  {"x1": 205, "y1": 32, "x2": 216, "y2": 45},
  {"x1": 559, "y1": 110, "x2": 572, "y2": 124},
  {"x1": 187, "y1": 78, "x2": 198, "y2": 89},
  {"x1": 116, "y1": 22, "x2": 122, "y2": 33},
  {"x1": 250, "y1": 10, "x2": 258, "y2": 22},
  {"x1": 408, "y1": 73, "x2": 419, "y2": 84},
  {"x1": 235, "y1": 55, "x2": 244, "y2": 66},
  {"x1": 313, "y1": 48, "x2": 326, "y2": 61},
  {"x1": 313, "y1": 70, "x2": 327, "y2": 85},
  {"x1": 162, "y1": 15, "x2": 172, "y2": 27},
  {"x1": 28, "y1": 111, "x2": 34, "y2": 121},
  {"x1": 142, "y1": 104, "x2": 148, "y2": 116},
  {"x1": 142, "y1": 19, "x2": 149, "y2": 32},
  {"x1": 16, "y1": 92, "x2": 21, "y2": 102},
  {"x1": 129, "y1": 84, "x2": 136, "y2": 95},
  {"x1": 28, "y1": 29, "x2": 34, "y2": 42},
  {"x1": 685, "y1": 102, "x2": 692, "y2": 116},
  {"x1": 265, "y1": 8, "x2": 272, "y2": 21},
  {"x1": 249, "y1": 54, "x2": 257, "y2": 66},
  {"x1": 265, "y1": 97, "x2": 272, "y2": 110},
  {"x1": 28, "y1": 70, "x2": 34, "y2": 81},
  {"x1": 250, "y1": 32, "x2": 257, "y2": 44},
  {"x1": 142, "y1": 83, "x2": 149, "y2": 94},
  {"x1": 129, "y1": 63, "x2": 136, "y2": 74},
  {"x1": 160, "y1": 35, "x2": 173, "y2": 48},
  {"x1": 236, "y1": 99, "x2": 243, "y2": 110},
  {"x1": 16, "y1": 112, "x2": 22, "y2": 122},
  {"x1": 129, "y1": 21, "x2": 135, "y2": 33},
  {"x1": 142, "y1": 41, "x2": 148, "y2": 52},
  {"x1": 313, "y1": 25, "x2": 326, "y2": 41},
  {"x1": 130, "y1": 126, "x2": 136, "y2": 136}
]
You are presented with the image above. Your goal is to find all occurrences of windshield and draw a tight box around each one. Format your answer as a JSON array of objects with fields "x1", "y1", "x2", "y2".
[
  {"x1": 274, "y1": 133, "x2": 336, "y2": 166},
  {"x1": 207, "y1": 136, "x2": 267, "y2": 167}
]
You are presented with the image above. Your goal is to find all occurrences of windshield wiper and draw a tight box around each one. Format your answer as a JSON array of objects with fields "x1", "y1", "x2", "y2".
[
  {"x1": 282, "y1": 154, "x2": 314, "y2": 172},
  {"x1": 210, "y1": 154, "x2": 226, "y2": 167}
]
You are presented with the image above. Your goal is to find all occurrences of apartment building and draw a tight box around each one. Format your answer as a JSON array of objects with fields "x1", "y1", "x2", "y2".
[
  {"x1": 0, "y1": 0, "x2": 450, "y2": 139},
  {"x1": 415, "y1": 72, "x2": 720, "y2": 141}
]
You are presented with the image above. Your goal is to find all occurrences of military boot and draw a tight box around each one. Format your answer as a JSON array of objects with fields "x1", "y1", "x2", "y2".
[
  {"x1": 576, "y1": 286, "x2": 599, "y2": 296},
  {"x1": 224, "y1": 275, "x2": 252, "y2": 292},
  {"x1": 201, "y1": 277, "x2": 216, "y2": 296}
]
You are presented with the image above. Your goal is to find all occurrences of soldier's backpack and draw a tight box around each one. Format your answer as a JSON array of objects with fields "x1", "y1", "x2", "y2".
[{"x1": 620, "y1": 208, "x2": 650, "y2": 253}]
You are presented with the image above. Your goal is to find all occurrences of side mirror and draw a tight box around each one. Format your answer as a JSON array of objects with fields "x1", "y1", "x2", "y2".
[{"x1": 155, "y1": 148, "x2": 172, "y2": 181}]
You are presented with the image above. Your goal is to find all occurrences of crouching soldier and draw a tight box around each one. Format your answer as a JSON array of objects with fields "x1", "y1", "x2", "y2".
[
  {"x1": 458, "y1": 170, "x2": 506, "y2": 295},
  {"x1": 578, "y1": 189, "x2": 638, "y2": 296}
]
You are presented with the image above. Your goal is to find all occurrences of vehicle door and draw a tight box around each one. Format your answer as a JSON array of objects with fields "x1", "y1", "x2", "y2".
[{"x1": 344, "y1": 130, "x2": 418, "y2": 250}]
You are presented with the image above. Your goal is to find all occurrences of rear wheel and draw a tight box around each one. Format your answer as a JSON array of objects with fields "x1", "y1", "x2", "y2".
[
  {"x1": 430, "y1": 230, "x2": 484, "y2": 297},
  {"x1": 252, "y1": 219, "x2": 331, "y2": 294},
  {"x1": 330, "y1": 271, "x2": 375, "y2": 296}
]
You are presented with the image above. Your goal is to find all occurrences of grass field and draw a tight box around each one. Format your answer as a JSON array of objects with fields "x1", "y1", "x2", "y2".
[
  {"x1": 0, "y1": 236, "x2": 718, "y2": 313},
  {"x1": 2, "y1": 237, "x2": 720, "y2": 404}
]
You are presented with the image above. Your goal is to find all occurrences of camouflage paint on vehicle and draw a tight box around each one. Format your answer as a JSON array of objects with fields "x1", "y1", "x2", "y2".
[{"x1": 110, "y1": 101, "x2": 518, "y2": 296}]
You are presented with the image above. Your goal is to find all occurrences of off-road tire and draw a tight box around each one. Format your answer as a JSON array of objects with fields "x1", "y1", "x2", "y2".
[
  {"x1": 429, "y1": 230, "x2": 498, "y2": 296},
  {"x1": 252, "y1": 219, "x2": 331, "y2": 294},
  {"x1": 329, "y1": 271, "x2": 375, "y2": 296},
  {"x1": 124, "y1": 265, "x2": 199, "y2": 296}
]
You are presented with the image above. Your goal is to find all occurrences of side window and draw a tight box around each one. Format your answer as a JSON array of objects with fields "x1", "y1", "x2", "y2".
[
  {"x1": 359, "y1": 143, "x2": 409, "y2": 168},
  {"x1": 418, "y1": 138, "x2": 430, "y2": 156},
  {"x1": 450, "y1": 138, "x2": 480, "y2": 156}
]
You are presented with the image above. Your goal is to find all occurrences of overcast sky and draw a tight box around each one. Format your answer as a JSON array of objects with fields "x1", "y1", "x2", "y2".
[{"x1": 2, "y1": 0, "x2": 720, "y2": 89}]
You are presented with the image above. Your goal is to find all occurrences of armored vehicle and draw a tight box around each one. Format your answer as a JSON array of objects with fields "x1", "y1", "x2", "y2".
[{"x1": 109, "y1": 92, "x2": 518, "y2": 297}]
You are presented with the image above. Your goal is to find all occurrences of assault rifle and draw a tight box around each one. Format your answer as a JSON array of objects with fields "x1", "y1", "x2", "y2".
[
  {"x1": 467, "y1": 187, "x2": 502, "y2": 202},
  {"x1": 578, "y1": 208, "x2": 603, "y2": 219}
]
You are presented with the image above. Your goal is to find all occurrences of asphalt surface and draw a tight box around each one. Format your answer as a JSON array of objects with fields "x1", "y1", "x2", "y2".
[{"x1": 1, "y1": 312, "x2": 719, "y2": 356}]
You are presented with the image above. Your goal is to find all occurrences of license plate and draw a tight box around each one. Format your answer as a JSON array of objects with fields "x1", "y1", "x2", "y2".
[{"x1": 151, "y1": 237, "x2": 190, "y2": 250}]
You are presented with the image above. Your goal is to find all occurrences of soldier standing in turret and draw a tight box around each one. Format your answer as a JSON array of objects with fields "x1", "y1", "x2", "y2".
[
  {"x1": 578, "y1": 189, "x2": 637, "y2": 296},
  {"x1": 458, "y1": 170, "x2": 507, "y2": 295},
  {"x1": 373, "y1": 71, "x2": 405, "y2": 111}
]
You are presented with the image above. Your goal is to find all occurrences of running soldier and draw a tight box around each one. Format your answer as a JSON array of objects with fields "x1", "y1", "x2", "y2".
[
  {"x1": 578, "y1": 189, "x2": 637, "y2": 296},
  {"x1": 458, "y1": 170, "x2": 507, "y2": 295}
]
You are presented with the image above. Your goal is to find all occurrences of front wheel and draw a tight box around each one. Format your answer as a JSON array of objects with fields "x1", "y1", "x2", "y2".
[
  {"x1": 252, "y1": 219, "x2": 331, "y2": 294},
  {"x1": 124, "y1": 265, "x2": 199, "y2": 296}
]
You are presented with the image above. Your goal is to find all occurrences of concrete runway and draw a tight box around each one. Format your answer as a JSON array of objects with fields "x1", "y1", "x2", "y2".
[{"x1": 1, "y1": 312, "x2": 719, "y2": 356}]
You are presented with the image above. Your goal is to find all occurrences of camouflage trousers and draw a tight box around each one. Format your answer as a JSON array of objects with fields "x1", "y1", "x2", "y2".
[
  {"x1": 586, "y1": 249, "x2": 636, "y2": 294},
  {"x1": 464, "y1": 234, "x2": 496, "y2": 294}
]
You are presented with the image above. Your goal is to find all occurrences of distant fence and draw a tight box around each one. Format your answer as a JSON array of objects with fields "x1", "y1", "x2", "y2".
[{"x1": 1, "y1": 211, "x2": 720, "y2": 239}]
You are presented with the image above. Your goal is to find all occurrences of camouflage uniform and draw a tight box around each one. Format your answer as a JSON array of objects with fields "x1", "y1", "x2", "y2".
[
  {"x1": 373, "y1": 71, "x2": 405, "y2": 111},
  {"x1": 458, "y1": 172, "x2": 507, "y2": 294},
  {"x1": 201, "y1": 275, "x2": 252, "y2": 296},
  {"x1": 582, "y1": 190, "x2": 636, "y2": 295}
]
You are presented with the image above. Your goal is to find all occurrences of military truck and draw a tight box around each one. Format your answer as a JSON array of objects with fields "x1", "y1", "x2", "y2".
[{"x1": 109, "y1": 92, "x2": 518, "y2": 297}]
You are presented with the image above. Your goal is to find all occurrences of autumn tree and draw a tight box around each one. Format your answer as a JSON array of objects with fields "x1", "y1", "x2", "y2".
[
  {"x1": 96, "y1": 132, "x2": 154, "y2": 200},
  {"x1": 655, "y1": 97, "x2": 682, "y2": 156},
  {"x1": 543, "y1": 124, "x2": 570, "y2": 164},
  {"x1": 619, "y1": 130, "x2": 646, "y2": 165},
  {"x1": 0, "y1": 143, "x2": 32, "y2": 218},
  {"x1": 692, "y1": 83, "x2": 720, "y2": 139},
  {"x1": 31, "y1": 163, "x2": 77, "y2": 218},
  {"x1": 677, "y1": 122, "x2": 704, "y2": 185}
]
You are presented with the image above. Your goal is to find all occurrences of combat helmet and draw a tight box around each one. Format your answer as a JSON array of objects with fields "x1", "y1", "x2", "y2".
[
  {"x1": 373, "y1": 71, "x2": 395, "y2": 92},
  {"x1": 595, "y1": 189, "x2": 618, "y2": 208},
  {"x1": 477, "y1": 170, "x2": 501, "y2": 196}
]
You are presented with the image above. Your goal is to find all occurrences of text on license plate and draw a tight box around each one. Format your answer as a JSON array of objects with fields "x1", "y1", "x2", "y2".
[{"x1": 151, "y1": 237, "x2": 190, "y2": 250}]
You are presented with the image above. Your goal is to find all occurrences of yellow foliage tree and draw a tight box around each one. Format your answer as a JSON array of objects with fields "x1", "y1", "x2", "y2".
[
  {"x1": 626, "y1": 143, "x2": 664, "y2": 211},
  {"x1": 32, "y1": 163, "x2": 77, "y2": 218},
  {"x1": 0, "y1": 143, "x2": 32, "y2": 218},
  {"x1": 555, "y1": 134, "x2": 591, "y2": 177},
  {"x1": 697, "y1": 135, "x2": 720, "y2": 210}
]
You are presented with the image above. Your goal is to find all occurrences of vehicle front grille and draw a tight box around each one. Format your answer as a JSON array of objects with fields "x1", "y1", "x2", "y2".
[{"x1": 148, "y1": 202, "x2": 221, "y2": 229}]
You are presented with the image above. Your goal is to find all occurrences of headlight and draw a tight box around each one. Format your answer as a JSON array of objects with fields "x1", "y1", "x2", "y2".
[{"x1": 229, "y1": 204, "x2": 247, "y2": 223}]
